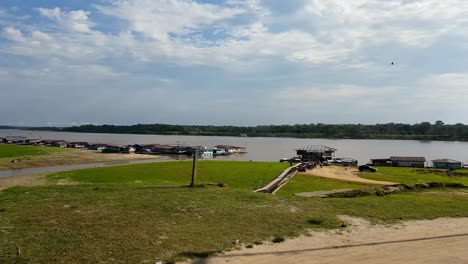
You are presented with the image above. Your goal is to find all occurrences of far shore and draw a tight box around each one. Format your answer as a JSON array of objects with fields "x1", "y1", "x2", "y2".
[{"x1": 10, "y1": 126, "x2": 468, "y2": 142}]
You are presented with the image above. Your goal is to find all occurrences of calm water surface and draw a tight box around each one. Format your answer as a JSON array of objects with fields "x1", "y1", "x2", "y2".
[{"x1": 1, "y1": 129, "x2": 467, "y2": 165}]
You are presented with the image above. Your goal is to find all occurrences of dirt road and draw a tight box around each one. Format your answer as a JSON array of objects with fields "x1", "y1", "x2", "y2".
[
  {"x1": 187, "y1": 216, "x2": 468, "y2": 264},
  {"x1": 299, "y1": 166, "x2": 397, "y2": 185}
]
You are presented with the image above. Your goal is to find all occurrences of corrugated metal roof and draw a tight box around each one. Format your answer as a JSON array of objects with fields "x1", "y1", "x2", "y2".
[
  {"x1": 214, "y1": 145, "x2": 246, "y2": 149},
  {"x1": 390, "y1": 156, "x2": 426, "y2": 162},
  {"x1": 297, "y1": 145, "x2": 337, "y2": 153},
  {"x1": 106, "y1": 144, "x2": 123, "y2": 148},
  {"x1": 371, "y1": 158, "x2": 391, "y2": 162},
  {"x1": 43, "y1": 139, "x2": 66, "y2": 143},
  {"x1": 432, "y1": 159, "x2": 462, "y2": 164}
]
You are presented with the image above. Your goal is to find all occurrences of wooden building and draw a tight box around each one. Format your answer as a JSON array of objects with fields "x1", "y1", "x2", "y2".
[
  {"x1": 102, "y1": 144, "x2": 124, "y2": 153},
  {"x1": 88, "y1": 143, "x2": 109, "y2": 151},
  {"x1": 67, "y1": 142, "x2": 89, "y2": 148},
  {"x1": 296, "y1": 145, "x2": 337, "y2": 161},
  {"x1": 370, "y1": 156, "x2": 426, "y2": 168},
  {"x1": 370, "y1": 158, "x2": 392, "y2": 166},
  {"x1": 41, "y1": 139, "x2": 67, "y2": 147},
  {"x1": 4, "y1": 136, "x2": 28, "y2": 144},
  {"x1": 390, "y1": 156, "x2": 426, "y2": 168},
  {"x1": 432, "y1": 159, "x2": 463, "y2": 170}
]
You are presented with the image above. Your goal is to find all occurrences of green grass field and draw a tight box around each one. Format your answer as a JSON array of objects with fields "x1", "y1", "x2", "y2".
[
  {"x1": 360, "y1": 167, "x2": 468, "y2": 185},
  {"x1": 1, "y1": 185, "x2": 467, "y2": 263},
  {"x1": 0, "y1": 144, "x2": 68, "y2": 158},
  {"x1": 48, "y1": 161, "x2": 289, "y2": 190},
  {"x1": 277, "y1": 175, "x2": 371, "y2": 196},
  {"x1": 1, "y1": 161, "x2": 468, "y2": 263}
]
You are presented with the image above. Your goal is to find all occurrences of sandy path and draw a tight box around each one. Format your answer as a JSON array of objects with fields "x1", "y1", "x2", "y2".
[
  {"x1": 187, "y1": 216, "x2": 468, "y2": 264},
  {"x1": 0, "y1": 174, "x2": 47, "y2": 191},
  {"x1": 299, "y1": 166, "x2": 397, "y2": 185}
]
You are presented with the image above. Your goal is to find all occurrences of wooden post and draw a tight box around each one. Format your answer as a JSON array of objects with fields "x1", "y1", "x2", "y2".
[{"x1": 190, "y1": 149, "x2": 198, "y2": 187}]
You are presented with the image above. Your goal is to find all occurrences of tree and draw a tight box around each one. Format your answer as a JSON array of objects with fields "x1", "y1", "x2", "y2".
[{"x1": 415, "y1": 122, "x2": 432, "y2": 135}]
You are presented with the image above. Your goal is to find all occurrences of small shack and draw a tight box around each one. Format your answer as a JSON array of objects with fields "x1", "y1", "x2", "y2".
[
  {"x1": 42, "y1": 139, "x2": 67, "y2": 147},
  {"x1": 102, "y1": 144, "x2": 124, "y2": 153},
  {"x1": 67, "y1": 142, "x2": 89, "y2": 148},
  {"x1": 390, "y1": 156, "x2": 426, "y2": 168},
  {"x1": 432, "y1": 159, "x2": 463, "y2": 170},
  {"x1": 370, "y1": 158, "x2": 392, "y2": 167},
  {"x1": 296, "y1": 145, "x2": 337, "y2": 161},
  {"x1": 5, "y1": 136, "x2": 28, "y2": 144}
]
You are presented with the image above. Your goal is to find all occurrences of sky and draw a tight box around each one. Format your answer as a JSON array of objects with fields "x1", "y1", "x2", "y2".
[{"x1": 1, "y1": 0, "x2": 468, "y2": 126}]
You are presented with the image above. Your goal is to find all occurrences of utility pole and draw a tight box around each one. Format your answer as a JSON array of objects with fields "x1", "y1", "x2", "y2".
[{"x1": 190, "y1": 149, "x2": 198, "y2": 187}]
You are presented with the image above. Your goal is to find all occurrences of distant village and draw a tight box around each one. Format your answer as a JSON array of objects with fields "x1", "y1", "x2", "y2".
[
  {"x1": 0, "y1": 136, "x2": 247, "y2": 157},
  {"x1": 295, "y1": 145, "x2": 467, "y2": 169},
  {"x1": 2, "y1": 136, "x2": 467, "y2": 169}
]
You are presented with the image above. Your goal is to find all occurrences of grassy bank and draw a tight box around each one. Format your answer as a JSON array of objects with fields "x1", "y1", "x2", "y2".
[
  {"x1": 1, "y1": 185, "x2": 467, "y2": 263},
  {"x1": 360, "y1": 167, "x2": 468, "y2": 185},
  {"x1": 0, "y1": 144, "x2": 157, "y2": 171},
  {"x1": 0, "y1": 144, "x2": 69, "y2": 158},
  {"x1": 1, "y1": 162, "x2": 468, "y2": 263},
  {"x1": 49, "y1": 161, "x2": 289, "y2": 190}
]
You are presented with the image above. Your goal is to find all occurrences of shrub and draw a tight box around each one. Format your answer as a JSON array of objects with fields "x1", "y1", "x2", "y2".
[{"x1": 272, "y1": 236, "x2": 285, "y2": 243}]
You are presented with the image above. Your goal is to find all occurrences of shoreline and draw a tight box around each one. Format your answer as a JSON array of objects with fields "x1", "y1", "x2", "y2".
[
  {"x1": 4, "y1": 128, "x2": 468, "y2": 143},
  {"x1": 0, "y1": 148, "x2": 162, "y2": 172}
]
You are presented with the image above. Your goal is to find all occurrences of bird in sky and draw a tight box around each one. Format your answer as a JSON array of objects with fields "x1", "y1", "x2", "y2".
[{"x1": 391, "y1": 62, "x2": 394, "y2": 65}]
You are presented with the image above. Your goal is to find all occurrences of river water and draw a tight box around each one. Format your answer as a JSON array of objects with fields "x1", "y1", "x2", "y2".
[{"x1": 2, "y1": 129, "x2": 467, "y2": 165}]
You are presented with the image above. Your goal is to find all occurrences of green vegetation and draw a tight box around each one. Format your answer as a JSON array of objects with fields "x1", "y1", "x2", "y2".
[
  {"x1": 1, "y1": 185, "x2": 467, "y2": 263},
  {"x1": 31, "y1": 120, "x2": 468, "y2": 141},
  {"x1": 49, "y1": 161, "x2": 289, "y2": 190},
  {"x1": 1, "y1": 162, "x2": 468, "y2": 263},
  {"x1": 306, "y1": 216, "x2": 339, "y2": 227},
  {"x1": 0, "y1": 144, "x2": 67, "y2": 158},
  {"x1": 277, "y1": 175, "x2": 371, "y2": 196},
  {"x1": 272, "y1": 236, "x2": 285, "y2": 243},
  {"x1": 0, "y1": 145, "x2": 72, "y2": 170},
  {"x1": 360, "y1": 167, "x2": 468, "y2": 185}
]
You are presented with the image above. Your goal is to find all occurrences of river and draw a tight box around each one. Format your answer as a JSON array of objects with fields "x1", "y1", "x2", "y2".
[{"x1": 1, "y1": 129, "x2": 467, "y2": 165}]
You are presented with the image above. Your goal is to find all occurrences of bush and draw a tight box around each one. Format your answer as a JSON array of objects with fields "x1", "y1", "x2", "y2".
[
  {"x1": 307, "y1": 217, "x2": 325, "y2": 226},
  {"x1": 272, "y1": 236, "x2": 285, "y2": 243}
]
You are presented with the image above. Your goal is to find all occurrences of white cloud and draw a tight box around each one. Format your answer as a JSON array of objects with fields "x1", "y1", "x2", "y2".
[
  {"x1": 1, "y1": 1, "x2": 468, "y2": 125},
  {"x1": 38, "y1": 7, "x2": 95, "y2": 33},
  {"x1": 418, "y1": 73, "x2": 468, "y2": 103},
  {"x1": 2, "y1": 26, "x2": 25, "y2": 42},
  {"x1": 37, "y1": 7, "x2": 61, "y2": 20},
  {"x1": 96, "y1": 0, "x2": 246, "y2": 41},
  {"x1": 298, "y1": 0, "x2": 468, "y2": 48},
  {"x1": 90, "y1": 1, "x2": 344, "y2": 66},
  {"x1": 31, "y1": 30, "x2": 51, "y2": 41},
  {"x1": 274, "y1": 84, "x2": 399, "y2": 102}
]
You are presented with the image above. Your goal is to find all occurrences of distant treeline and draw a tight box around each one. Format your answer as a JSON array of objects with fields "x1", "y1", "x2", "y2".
[{"x1": 26, "y1": 121, "x2": 468, "y2": 141}]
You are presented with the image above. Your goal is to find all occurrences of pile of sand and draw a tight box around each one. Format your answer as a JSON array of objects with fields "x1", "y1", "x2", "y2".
[{"x1": 299, "y1": 166, "x2": 396, "y2": 185}]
